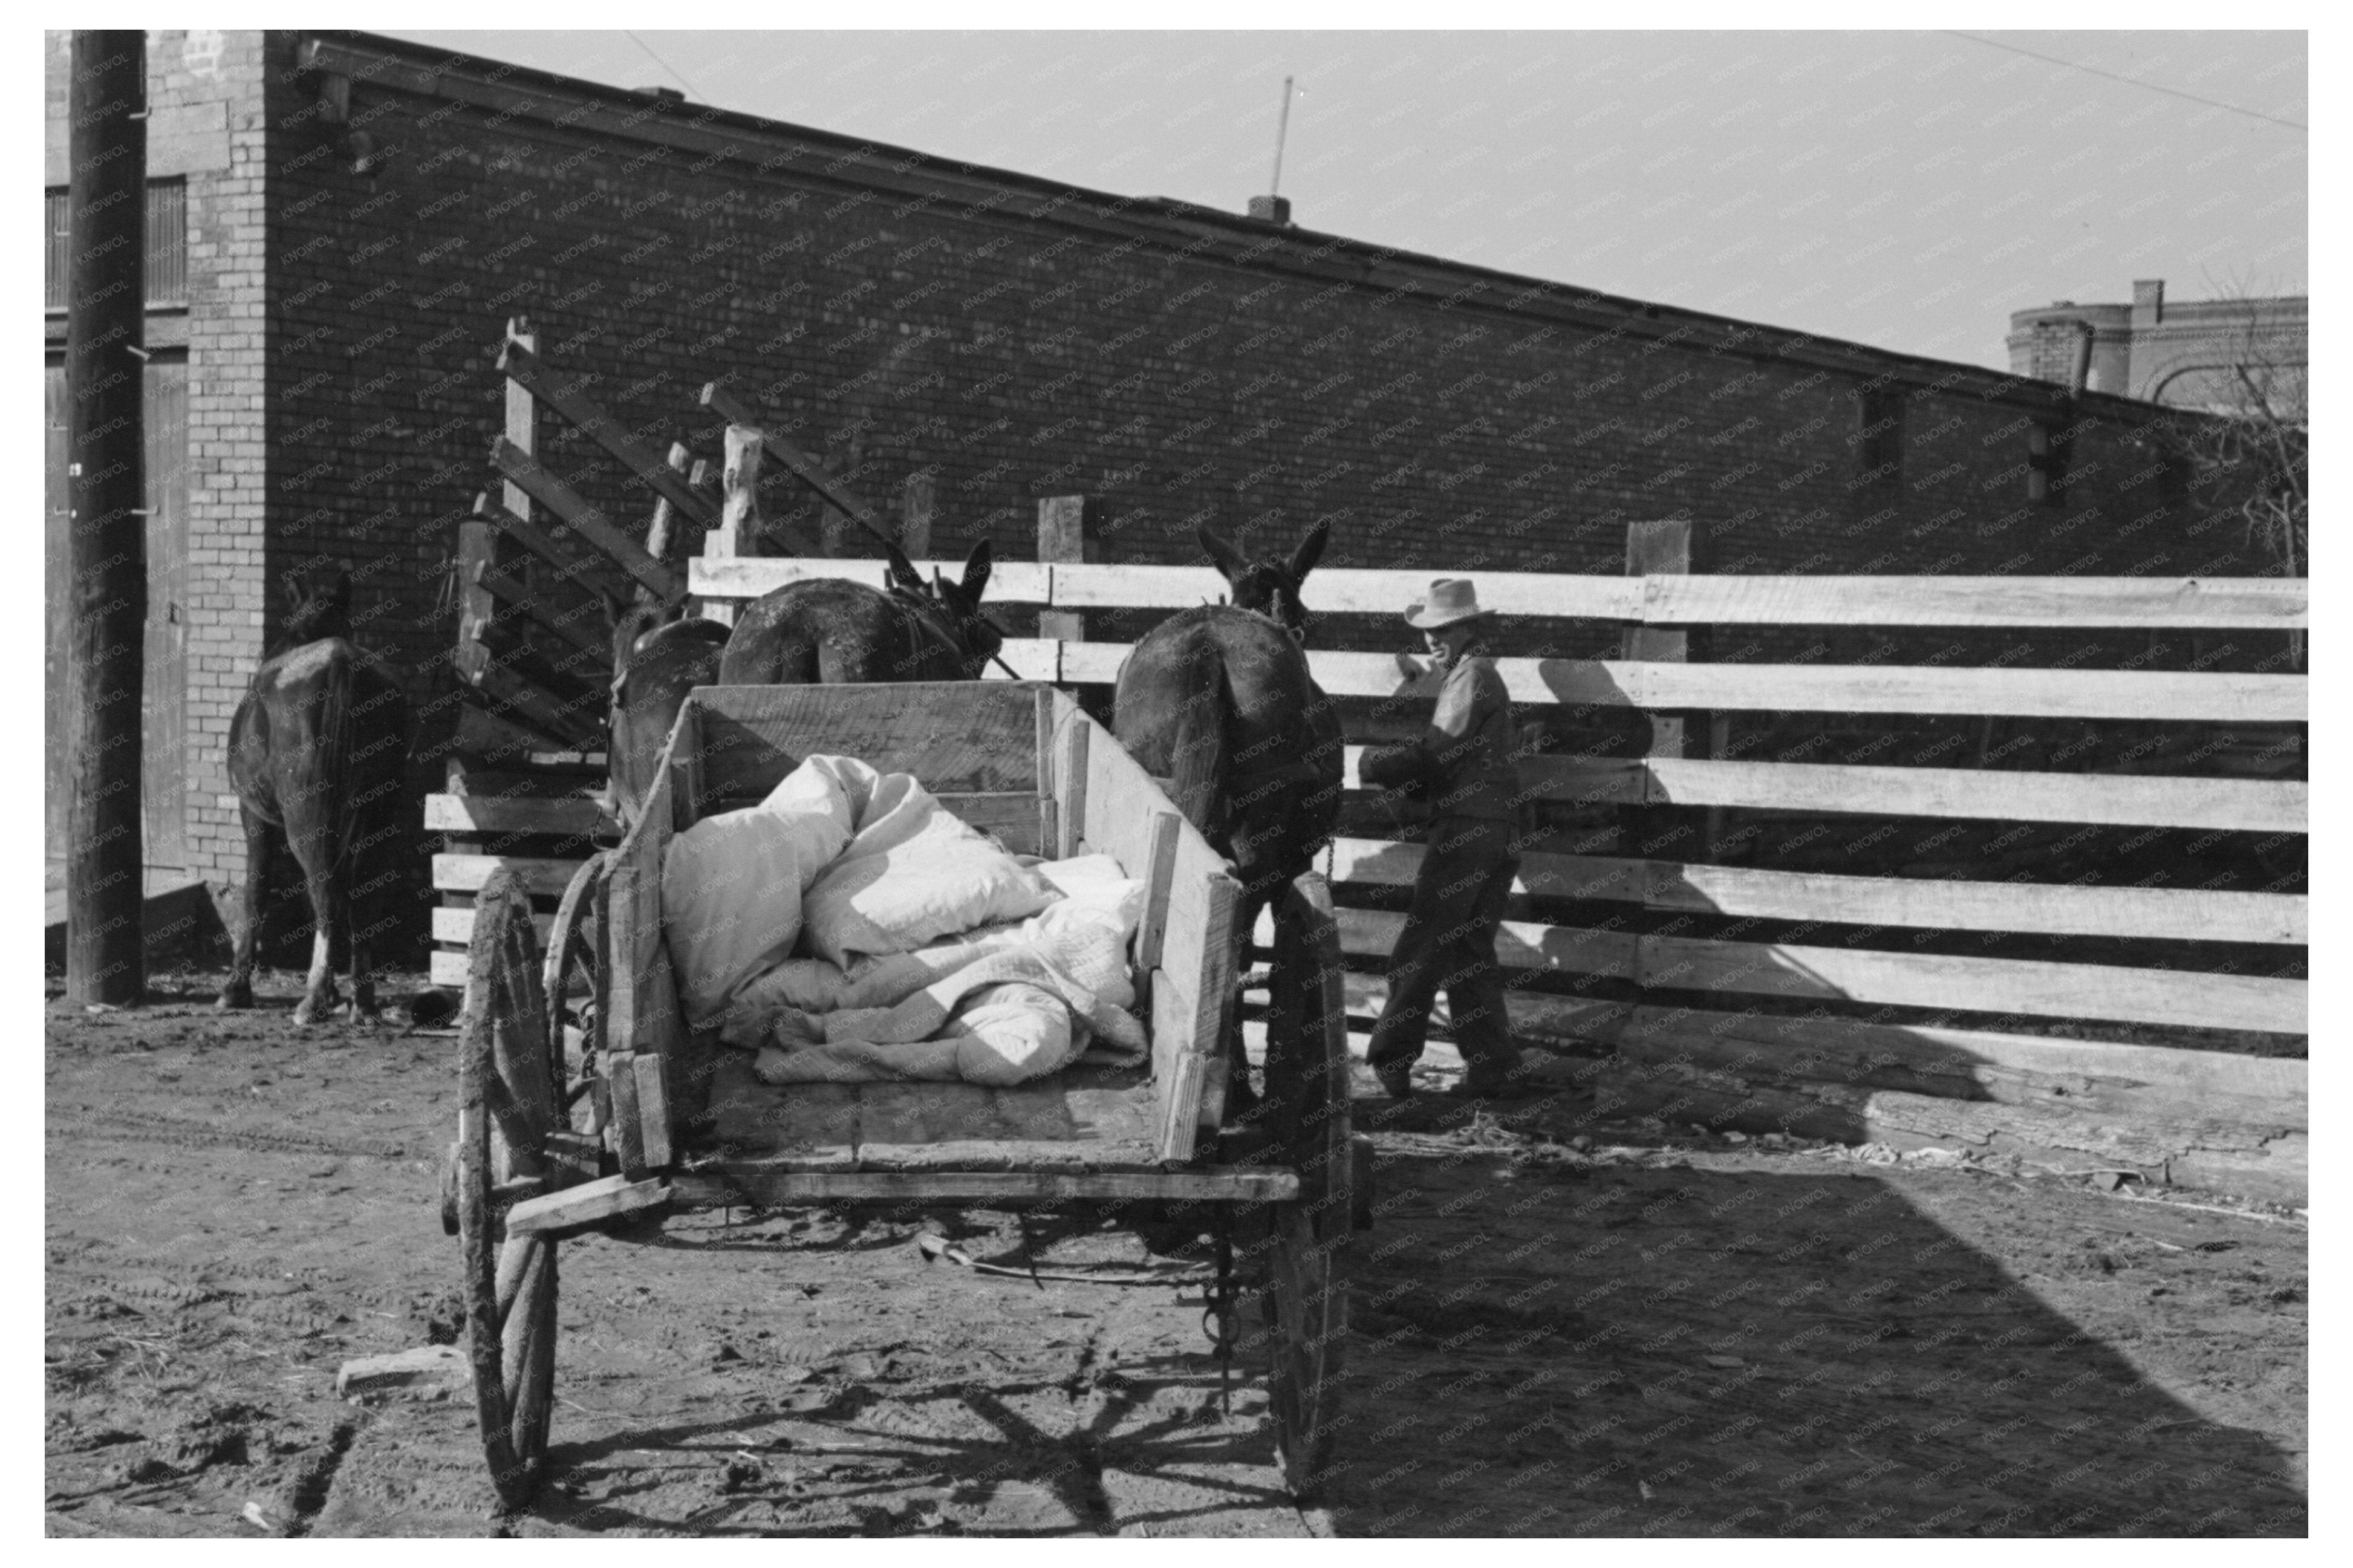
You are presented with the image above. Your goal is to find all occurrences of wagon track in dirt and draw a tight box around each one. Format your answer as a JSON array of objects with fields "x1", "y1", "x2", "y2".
[{"x1": 47, "y1": 975, "x2": 2306, "y2": 1537}]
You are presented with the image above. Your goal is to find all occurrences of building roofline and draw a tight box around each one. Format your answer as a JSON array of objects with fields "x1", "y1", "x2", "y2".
[{"x1": 305, "y1": 29, "x2": 2185, "y2": 423}]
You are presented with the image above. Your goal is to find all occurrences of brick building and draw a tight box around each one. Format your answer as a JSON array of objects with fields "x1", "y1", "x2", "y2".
[
  {"x1": 46, "y1": 28, "x2": 2260, "y2": 903},
  {"x1": 2008, "y1": 280, "x2": 2308, "y2": 409}
]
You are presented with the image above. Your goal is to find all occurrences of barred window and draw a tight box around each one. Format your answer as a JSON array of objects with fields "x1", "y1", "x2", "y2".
[{"x1": 43, "y1": 178, "x2": 187, "y2": 310}]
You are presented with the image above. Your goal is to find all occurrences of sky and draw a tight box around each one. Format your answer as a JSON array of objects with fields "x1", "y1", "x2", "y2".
[{"x1": 356, "y1": 28, "x2": 2302, "y2": 370}]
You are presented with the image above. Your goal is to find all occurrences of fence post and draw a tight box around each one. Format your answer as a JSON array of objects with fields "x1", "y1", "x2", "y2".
[
  {"x1": 641, "y1": 441, "x2": 691, "y2": 570},
  {"x1": 1038, "y1": 495, "x2": 1089, "y2": 642},
  {"x1": 700, "y1": 425, "x2": 763, "y2": 628},
  {"x1": 1623, "y1": 519, "x2": 1706, "y2": 864}
]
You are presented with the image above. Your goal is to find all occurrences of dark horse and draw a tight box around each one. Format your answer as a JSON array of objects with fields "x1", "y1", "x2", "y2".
[
  {"x1": 1115, "y1": 524, "x2": 1342, "y2": 1107},
  {"x1": 717, "y1": 541, "x2": 1001, "y2": 686},
  {"x1": 218, "y1": 567, "x2": 413, "y2": 1024},
  {"x1": 600, "y1": 594, "x2": 731, "y2": 828}
]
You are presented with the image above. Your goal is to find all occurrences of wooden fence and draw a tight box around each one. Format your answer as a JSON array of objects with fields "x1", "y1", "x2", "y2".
[
  {"x1": 686, "y1": 553, "x2": 2308, "y2": 1203},
  {"x1": 421, "y1": 325, "x2": 2306, "y2": 1202}
]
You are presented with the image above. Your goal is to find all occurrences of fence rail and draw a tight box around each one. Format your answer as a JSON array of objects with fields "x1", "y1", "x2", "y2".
[{"x1": 689, "y1": 557, "x2": 2311, "y2": 628}]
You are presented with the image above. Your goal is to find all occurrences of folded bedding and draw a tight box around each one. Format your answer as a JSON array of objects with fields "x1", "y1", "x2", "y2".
[{"x1": 661, "y1": 755, "x2": 1147, "y2": 1087}]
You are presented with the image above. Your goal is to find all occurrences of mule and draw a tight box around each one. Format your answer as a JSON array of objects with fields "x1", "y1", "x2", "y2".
[
  {"x1": 1114, "y1": 527, "x2": 1344, "y2": 1108},
  {"x1": 1197, "y1": 519, "x2": 1327, "y2": 642},
  {"x1": 218, "y1": 567, "x2": 414, "y2": 1024},
  {"x1": 717, "y1": 541, "x2": 1001, "y2": 686},
  {"x1": 602, "y1": 595, "x2": 731, "y2": 828}
]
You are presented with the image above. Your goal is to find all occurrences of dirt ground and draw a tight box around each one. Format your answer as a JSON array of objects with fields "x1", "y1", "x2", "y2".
[{"x1": 47, "y1": 971, "x2": 2306, "y2": 1538}]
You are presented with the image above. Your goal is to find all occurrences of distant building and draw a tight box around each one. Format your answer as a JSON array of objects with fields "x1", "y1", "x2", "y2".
[{"x1": 2008, "y1": 281, "x2": 2307, "y2": 411}]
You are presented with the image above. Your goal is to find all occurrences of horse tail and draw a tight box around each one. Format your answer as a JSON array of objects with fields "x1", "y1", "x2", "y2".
[
  {"x1": 1169, "y1": 639, "x2": 1231, "y2": 850},
  {"x1": 316, "y1": 642, "x2": 360, "y2": 874}
]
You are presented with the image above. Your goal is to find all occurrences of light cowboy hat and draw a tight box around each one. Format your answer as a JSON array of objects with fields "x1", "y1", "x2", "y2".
[{"x1": 1402, "y1": 578, "x2": 1494, "y2": 629}]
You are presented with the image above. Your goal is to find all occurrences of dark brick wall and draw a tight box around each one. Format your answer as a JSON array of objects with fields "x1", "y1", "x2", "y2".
[{"x1": 253, "y1": 28, "x2": 2259, "y2": 726}]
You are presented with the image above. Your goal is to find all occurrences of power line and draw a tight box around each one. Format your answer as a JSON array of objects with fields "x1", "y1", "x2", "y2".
[
  {"x1": 624, "y1": 30, "x2": 705, "y2": 101},
  {"x1": 1944, "y1": 31, "x2": 2306, "y2": 132}
]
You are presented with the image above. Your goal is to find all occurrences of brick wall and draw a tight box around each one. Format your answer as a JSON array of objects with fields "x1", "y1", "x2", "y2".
[
  {"x1": 44, "y1": 30, "x2": 272, "y2": 885},
  {"x1": 256, "y1": 33, "x2": 2253, "y2": 713},
  {"x1": 178, "y1": 31, "x2": 272, "y2": 885}
]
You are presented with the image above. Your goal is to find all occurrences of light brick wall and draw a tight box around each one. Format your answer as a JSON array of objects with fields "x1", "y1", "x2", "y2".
[{"x1": 175, "y1": 30, "x2": 272, "y2": 883}]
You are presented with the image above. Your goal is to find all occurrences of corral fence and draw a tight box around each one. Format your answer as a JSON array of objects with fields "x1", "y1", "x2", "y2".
[{"x1": 425, "y1": 320, "x2": 2307, "y2": 1205}]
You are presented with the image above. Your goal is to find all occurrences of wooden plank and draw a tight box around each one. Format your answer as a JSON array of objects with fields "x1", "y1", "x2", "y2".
[
  {"x1": 718, "y1": 559, "x2": 2305, "y2": 629},
  {"x1": 1056, "y1": 709, "x2": 1089, "y2": 859},
  {"x1": 1643, "y1": 574, "x2": 2309, "y2": 629},
  {"x1": 703, "y1": 1055, "x2": 858, "y2": 1171},
  {"x1": 671, "y1": 1168, "x2": 1300, "y2": 1206},
  {"x1": 429, "y1": 949, "x2": 469, "y2": 988},
  {"x1": 498, "y1": 341, "x2": 718, "y2": 532},
  {"x1": 473, "y1": 493, "x2": 624, "y2": 600},
  {"x1": 1642, "y1": 756, "x2": 2306, "y2": 833},
  {"x1": 432, "y1": 906, "x2": 556, "y2": 946},
  {"x1": 698, "y1": 423, "x2": 764, "y2": 631},
  {"x1": 1624, "y1": 518, "x2": 1692, "y2": 757},
  {"x1": 689, "y1": 555, "x2": 1053, "y2": 604},
  {"x1": 1038, "y1": 639, "x2": 2310, "y2": 721},
  {"x1": 425, "y1": 792, "x2": 609, "y2": 838},
  {"x1": 1159, "y1": 850, "x2": 1240, "y2": 1162},
  {"x1": 1329, "y1": 836, "x2": 1645, "y2": 902},
  {"x1": 504, "y1": 1174, "x2": 672, "y2": 1239},
  {"x1": 432, "y1": 854, "x2": 588, "y2": 899},
  {"x1": 633, "y1": 1047, "x2": 675, "y2": 1168},
  {"x1": 687, "y1": 683, "x2": 1046, "y2": 796},
  {"x1": 470, "y1": 559, "x2": 609, "y2": 659},
  {"x1": 490, "y1": 436, "x2": 684, "y2": 604},
  {"x1": 851, "y1": 1078, "x2": 1162, "y2": 1173},
  {"x1": 467, "y1": 654, "x2": 603, "y2": 750},
  {"x1": 1600, "y1": 1001, "x2": 2308, "y2": 1109},
  {"x1": 1047, "y1": 562, "x2": 1646, "y2": 619},
  {"x1": 1313, "y1": 905, "x2": 2300, "y2": 1031},
  {"x1": 1636, "y1": 934, "x2": 2305, "y2": 1034},
  {"x1": 1133, "y1": 813, "x2": 1184, "y2": 977},
  {"x1": 1154, "y1": 833, "x2": 1238, "y2": 1010},
  {"x1": 1333, "y1": 972, "x2": 1622, "y2": 1046},
  {"x1": 1326, "y1": 836, "x2": 2308, "y2": 943}
]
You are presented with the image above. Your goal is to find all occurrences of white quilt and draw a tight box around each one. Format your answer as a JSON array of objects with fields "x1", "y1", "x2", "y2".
[{"x1": 660, "y1": 754, "x2": 1145, "y2": 1087}]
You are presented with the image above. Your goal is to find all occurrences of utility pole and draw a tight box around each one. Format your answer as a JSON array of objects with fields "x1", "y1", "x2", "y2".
[{"x1": 65, "y1": 30, "x2": 149, "y2": 1005}]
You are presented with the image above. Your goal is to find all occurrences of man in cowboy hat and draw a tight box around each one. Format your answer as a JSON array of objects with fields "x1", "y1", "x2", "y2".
[{"x1": 1358, "y1": 578, "x2": 1541, "y2": 1099}]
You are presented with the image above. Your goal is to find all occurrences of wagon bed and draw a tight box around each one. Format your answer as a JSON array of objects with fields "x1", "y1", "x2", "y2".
[{"x1": 447, "y1": 680, "x2": 1351, "y2": 1511}]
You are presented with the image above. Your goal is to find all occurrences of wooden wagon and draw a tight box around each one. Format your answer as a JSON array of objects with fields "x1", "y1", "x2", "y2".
[{"x1": 444, "y1": 680, "x2": 1353, "y2": 1510}]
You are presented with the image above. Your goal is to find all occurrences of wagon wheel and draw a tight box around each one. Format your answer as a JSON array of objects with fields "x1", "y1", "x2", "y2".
[
  {"x1": 1256, "y1": 871, "x2": 1352, "y2": 1504},
  {"x1": 457, "y1": 868, "x2": 563, "y2": 1512},
  {"x1": 542, "y1": 852, "x2": 611, "y2": 1134}
]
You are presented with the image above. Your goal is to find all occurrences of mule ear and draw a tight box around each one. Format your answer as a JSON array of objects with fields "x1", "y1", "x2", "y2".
[
  {"x1": 961, "y1": 538, "x2": 993, "y2": 602},
  {"x1": 597, "y1": 583, "x2": 626, "y2": 629},
  {"x1": 885, "y1": 543, "x2": 928, "y2": 597},
  {"x1": 1198, "y1": 524, "x2": 1248, "y2": 585},
  {"x1": 1287, "y1": 518, "x2": 1330, "y2": 587}
]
